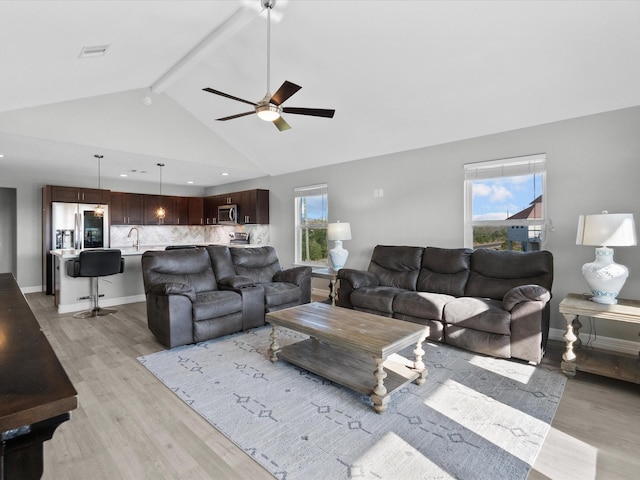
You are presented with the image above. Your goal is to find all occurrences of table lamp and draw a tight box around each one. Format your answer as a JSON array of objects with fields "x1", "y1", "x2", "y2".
[
  {"x1": 327, "y1": 221, "x2": 351, "y2": 270},
  {"x1": 576, "y1": 211, "x2": 637, "y2": 304}
]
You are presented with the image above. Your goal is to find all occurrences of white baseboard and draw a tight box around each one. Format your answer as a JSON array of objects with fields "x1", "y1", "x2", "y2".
[
  {"x1": 549, "y1": 327, "x2": 640, "y2": 356},
  {"x1": 57, "y1": 294, "x2": 146, "y2": 314},
  {"x1": 21, "y1": 285, "x2": 43, "y2": 294}
]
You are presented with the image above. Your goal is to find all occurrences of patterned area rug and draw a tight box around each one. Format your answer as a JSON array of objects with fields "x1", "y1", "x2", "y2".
[{"x1": 138, "y1": 326, "x2": 566, "y2": 480}]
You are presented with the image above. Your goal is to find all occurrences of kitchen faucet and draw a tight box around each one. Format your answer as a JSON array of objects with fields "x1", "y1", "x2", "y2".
[{"x1": 127, "y1": 227, "x2": 140, "y2": 250}]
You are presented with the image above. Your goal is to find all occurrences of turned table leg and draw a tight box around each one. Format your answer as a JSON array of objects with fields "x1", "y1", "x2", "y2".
[
  {"x1": 268, "y1": 324, "x2": 280, "y2": 363},
  {"x1": 370, "y1": 357, "x2": 390, "y2": 414},
  {"x1": 413, "y1": 336, "x2": 427, "y2": 385},
  {"x1": 561, "y1": 312, "x2": 579, "y2": 377}
]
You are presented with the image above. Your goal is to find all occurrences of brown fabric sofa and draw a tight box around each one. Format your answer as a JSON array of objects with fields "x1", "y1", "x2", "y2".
[
  {"x1": 336, "y1": 245, "x2": 553, "y2": 364},
  {"x1": 141, "y1": 246, "x2": 311, "y2": 348}
]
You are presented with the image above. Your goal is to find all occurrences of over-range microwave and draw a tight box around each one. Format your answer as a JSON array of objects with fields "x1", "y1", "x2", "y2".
[{"x1": 218, "y1": 204, "x2": 238, "y2": 224}]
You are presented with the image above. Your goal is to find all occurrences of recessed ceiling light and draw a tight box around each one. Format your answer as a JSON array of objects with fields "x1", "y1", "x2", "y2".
[
  {"x1": 221, "y1": 172, "x2": 229, "y2": 176},
  {"x1": 79, "y1": 44, "x2": 110, "y2": 58},
  {"x1": 0, "y1": 154, "x2": 4, "y2": 158},
  {"x1": 120, "y1": 174, "x2": 128, "y2": 177},
  {"x1": 187, "y1": 181, "x2": 194, "y2": 184}
]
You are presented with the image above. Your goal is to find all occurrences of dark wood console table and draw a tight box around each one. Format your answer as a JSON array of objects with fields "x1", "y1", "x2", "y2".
[{"x1": 0, "y1": 273, "x2": 77, "y2": 479}]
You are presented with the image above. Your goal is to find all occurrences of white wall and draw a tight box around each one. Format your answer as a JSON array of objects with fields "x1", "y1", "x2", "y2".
[{"x1": 212, "y1": 106, "x2": 640, "y2": 342}]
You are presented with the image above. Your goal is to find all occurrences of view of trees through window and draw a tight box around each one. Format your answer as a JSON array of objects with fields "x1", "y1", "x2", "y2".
[
  {"x1": 300, "y1": 227, "x2": 328, "y2": 263},
  {"x1": 295, "y1": 185, "x2": 328, "y2": 264}
]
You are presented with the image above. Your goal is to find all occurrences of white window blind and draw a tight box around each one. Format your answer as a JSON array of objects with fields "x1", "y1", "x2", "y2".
[{"x1": 464, "y1": 154, "x2": 546, "y2": 180}]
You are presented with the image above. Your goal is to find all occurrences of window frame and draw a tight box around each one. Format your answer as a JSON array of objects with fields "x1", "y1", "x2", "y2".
[
  {"x1": 294, "y1": 183, "x2": 329, "y2": 266},
  {"x1": 463, "y1": 154, "x2": 547, "y2": 249}
]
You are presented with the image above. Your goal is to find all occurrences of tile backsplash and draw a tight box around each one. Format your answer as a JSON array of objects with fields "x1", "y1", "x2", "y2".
[{"x1": 110, "y1": 224, "x2": 270, "y2": 248}]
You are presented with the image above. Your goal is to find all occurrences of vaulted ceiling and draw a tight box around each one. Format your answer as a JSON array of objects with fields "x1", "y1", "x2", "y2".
[{"x1": 1, "y1": 1, "x2": 640, "y2": 189}]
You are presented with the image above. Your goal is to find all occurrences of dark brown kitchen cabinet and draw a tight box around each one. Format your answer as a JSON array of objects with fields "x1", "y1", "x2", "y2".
[
  {"x1": 175, "y1": 197, "x2": 190, "y2": 225},
  {"x1": 219, "y1": 192, "x2": 242, "y2": 205},
  {"x1": 110, "y1": 192, "x2": 144, "y2": 225},
  {"x1": 238, "y1": 189, "x2": 269, "y2": 224},
  {"x1": 51, "y1": 185, "x2": 109, "y2": 204},
  {"x1": 188, "y1": 197, "x2": 204, "y2": 225},
  {"x1": 144, "y1": 195, "x2": 177, "y2": 225},
  {"x1": 204, "y1": 196, "x2": 219, "y2": 225}
]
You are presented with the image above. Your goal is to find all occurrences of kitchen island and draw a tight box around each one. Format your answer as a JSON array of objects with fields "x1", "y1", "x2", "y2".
[{"x1": 50, "y1": 247, "x2": 162, "y2": 314}]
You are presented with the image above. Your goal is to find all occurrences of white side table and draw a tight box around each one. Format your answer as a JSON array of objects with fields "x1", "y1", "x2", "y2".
[
  {"x1": 311, "y1": 267, "x2": 339, "y2": 305},
  {"x1": 559, "y1": 293, "x2": 640, "y2": 384}
]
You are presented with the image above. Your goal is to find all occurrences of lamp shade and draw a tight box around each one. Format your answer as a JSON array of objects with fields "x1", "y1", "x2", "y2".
[
  {"x1": 576, "y1": 213, "x2": 637, "y2": 246},
  {"x1": 327, "y1": 222, "x2": 352, "y2": 241}
]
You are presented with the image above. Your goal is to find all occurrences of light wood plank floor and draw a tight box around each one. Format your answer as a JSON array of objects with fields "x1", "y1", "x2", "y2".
[{"x1": 25, "y1": 292, "x2": 639, "y2": 480}]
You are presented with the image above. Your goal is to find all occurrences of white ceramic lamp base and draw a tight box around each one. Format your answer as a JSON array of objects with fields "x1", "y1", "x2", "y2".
[
  {"x1": 582, "y1": 247, "x2": 629, "y2": 304},
  {"x1": 329, "y1": 240, "x2": 349, "y2": 270}
]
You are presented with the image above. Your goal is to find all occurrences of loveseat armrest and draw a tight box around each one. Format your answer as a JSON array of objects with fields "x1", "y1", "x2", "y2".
[
  {"x1": 338, "y1": 269, "x2": 380, "y2": 289},
  {"x1": 218, "y1": 275, "x2": 255, "y2": 289},
  {"x1": 503, "y1": 284, "x2": 551, "y2": 312},
  {"x1": 274, "y1": 266, "x2": 312, "y2": 286},
  {"x1": 336, "y1": 269, "x2": 380, "y2": 309},
  {"x1": 147, "y1": 282, "x2": 196, "y2": 302}
]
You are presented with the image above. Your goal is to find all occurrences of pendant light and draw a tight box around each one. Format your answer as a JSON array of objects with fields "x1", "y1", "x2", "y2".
[
  {"x1": 93, "y1": 154, "x2": 105, "y2": 217},
  {"x1": 156, "y1": 163, "x2": 166, "y2": 220}
]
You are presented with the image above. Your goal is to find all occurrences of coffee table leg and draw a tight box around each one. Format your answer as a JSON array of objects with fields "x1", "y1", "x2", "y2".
[
  {"x1": 268, "y1": 325, "x2": 280, "y2": 363},
  {"x1": 370, "y1": 357, "x2": 390, "y2": 414},
  {"x1": 413, "y1": 337, "x2": 427, "y2": 385}
]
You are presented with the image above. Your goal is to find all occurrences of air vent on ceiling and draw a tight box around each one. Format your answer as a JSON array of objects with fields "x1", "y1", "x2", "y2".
[{"x1": 79, "y1": 44, "x2": 110, "y2": 58}]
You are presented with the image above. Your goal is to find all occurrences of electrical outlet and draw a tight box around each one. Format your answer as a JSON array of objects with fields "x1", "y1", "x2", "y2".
[{"x1": 373, "y1": 188, "x2": 384, "y2": 198}]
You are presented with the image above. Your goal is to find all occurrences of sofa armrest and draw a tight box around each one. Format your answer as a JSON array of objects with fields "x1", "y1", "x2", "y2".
[
  {"x1": 147, "y1": 282, "x2": 196, "y2": 302},
  {"x1": 338, "y1": 269, "x2": 380, "y2": 289},
  {"x1": 218, "y1": 275, "x2": 255, "y2": 289},
  {"x1": 503, "y1": 285, "x2": 551, "y2": 312},
  {"x1": 274, "y1": 266, "x2": 312, "y2": 286}
]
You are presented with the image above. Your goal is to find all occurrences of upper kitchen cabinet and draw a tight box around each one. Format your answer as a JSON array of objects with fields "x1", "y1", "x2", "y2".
[
  {"x1": 144, "y1": 195, "x2": 177, "y2": 225},
  {"x1": 188, "y1": 197, "x2": 204, "y2": 225},
  {"x1": 51, "y1": 185, "x2": 109, "y2": 204},
  {"x1": 238, "y1": 189, "x2": 269, "y2": 224},
  {"x1": 110, "y1": 192, "x2": 144, "y2": 225},
  {"x1": 175, "y1": 197, "x2": 190, "y2": 225},
  {"x1": 203, "y1": 195, "x2": 219, "y2": 225},
  {"x1": 219, "y1": 192, "x2": 242, "y2": 205}
]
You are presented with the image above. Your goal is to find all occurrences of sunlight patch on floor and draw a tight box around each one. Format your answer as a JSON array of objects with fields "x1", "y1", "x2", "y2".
[
  {"x1": 424, "y1": 378, "x2": 550, "y2": 463},
  {"x1": 350, "y1": 431, "x2": 456, "y2": 479},
  {"x1": 466, "y1": 354, "x2": 537, "y2": 384}
]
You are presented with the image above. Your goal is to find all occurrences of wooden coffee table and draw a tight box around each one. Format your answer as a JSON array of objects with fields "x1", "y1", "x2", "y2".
[{"x1": 265, "y1": 302, "x2": 429, "y2": 413}]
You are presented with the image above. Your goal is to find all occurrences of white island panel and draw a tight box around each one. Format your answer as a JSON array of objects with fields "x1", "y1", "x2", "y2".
[{"x1": 51, "y1": 247, "x2": 157, "y2": 314}]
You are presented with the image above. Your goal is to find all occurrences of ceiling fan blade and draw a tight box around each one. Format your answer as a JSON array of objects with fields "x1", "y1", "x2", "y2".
[
  {"x1": 282, "y1": 107, "x2": 335, "y2": 118},
  {"x1": 273, "y1": 116, "x2": 291, "y2": 131},
  {"x1": 216, "y1": 111, "x2": 255, "y2": 121},
  {"x1": 270, "y1": 81, "x2": 302, "y2": 106},
  {"x1": 203, "y1": 88, "x2": 257, "y2": 106}
]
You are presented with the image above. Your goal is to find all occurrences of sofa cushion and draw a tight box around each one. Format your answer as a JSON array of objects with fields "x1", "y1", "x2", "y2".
[
  {"x1": 393, "y1": 291, "x2": 455, "y2": 321},
  {"x1": 417, "y1": 247, "x2": 472, "y2": 296},
  {"x1": 465, "y1": 249, "x2": 553, "y2": 300},
  {"x1": 262, "y1": 282, "x2": 301, "y2": 308},
  {"x1": 368, "y1": 245, "x2": 424, "y2": 291},
  {"x1": 192, "y1": 290, "x2": 242, "y2": 321},
  {"x1": 445, "y1": 325, "x2": 511, "y2": 359},
  {"x1": 443, "y1": 297, "x2": 511, "y2": 336},
  {"x1": 351, "y1": 286, "x2": 405, "y2": 315},
  {"x1": 231, "y1": 246, "x2": 282, "y2": 283},
  {"x1": 143, "y1": 248, "x2": 217, "y2": 293}
]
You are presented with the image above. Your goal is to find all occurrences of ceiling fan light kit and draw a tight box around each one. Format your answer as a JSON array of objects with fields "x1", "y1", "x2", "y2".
[{"x1": 203, "y1": 0, "x2": 334, "y2": 131}]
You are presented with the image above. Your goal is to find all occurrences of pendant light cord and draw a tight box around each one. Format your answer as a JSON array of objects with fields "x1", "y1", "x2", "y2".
[{"x1": 266, "y1": 4, "x2": 271, "y2": 95}]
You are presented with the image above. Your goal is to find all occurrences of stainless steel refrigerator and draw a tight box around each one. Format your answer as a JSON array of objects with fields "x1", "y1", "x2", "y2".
[{"x1": 52, "y1": 202, "x2": 110, "y2": 250}]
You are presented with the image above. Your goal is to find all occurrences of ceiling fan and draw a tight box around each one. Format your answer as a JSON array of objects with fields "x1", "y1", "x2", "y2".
[{"x1": 203, "y1": 0, "x2": 335, "y2": 131}]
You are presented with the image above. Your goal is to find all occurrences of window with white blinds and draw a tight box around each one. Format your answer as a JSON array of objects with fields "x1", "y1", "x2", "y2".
[
  {"x1": 463, "y1": 154, "x2": 547, "y2": 250},
  {"x1": 294, "y1": 184, "x2": 329, "y2": 264}
]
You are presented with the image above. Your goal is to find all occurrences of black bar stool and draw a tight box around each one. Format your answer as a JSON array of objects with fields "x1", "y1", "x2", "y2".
[{"x1": 66, "y1": 249, "x2": 125, "y2": 318}]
